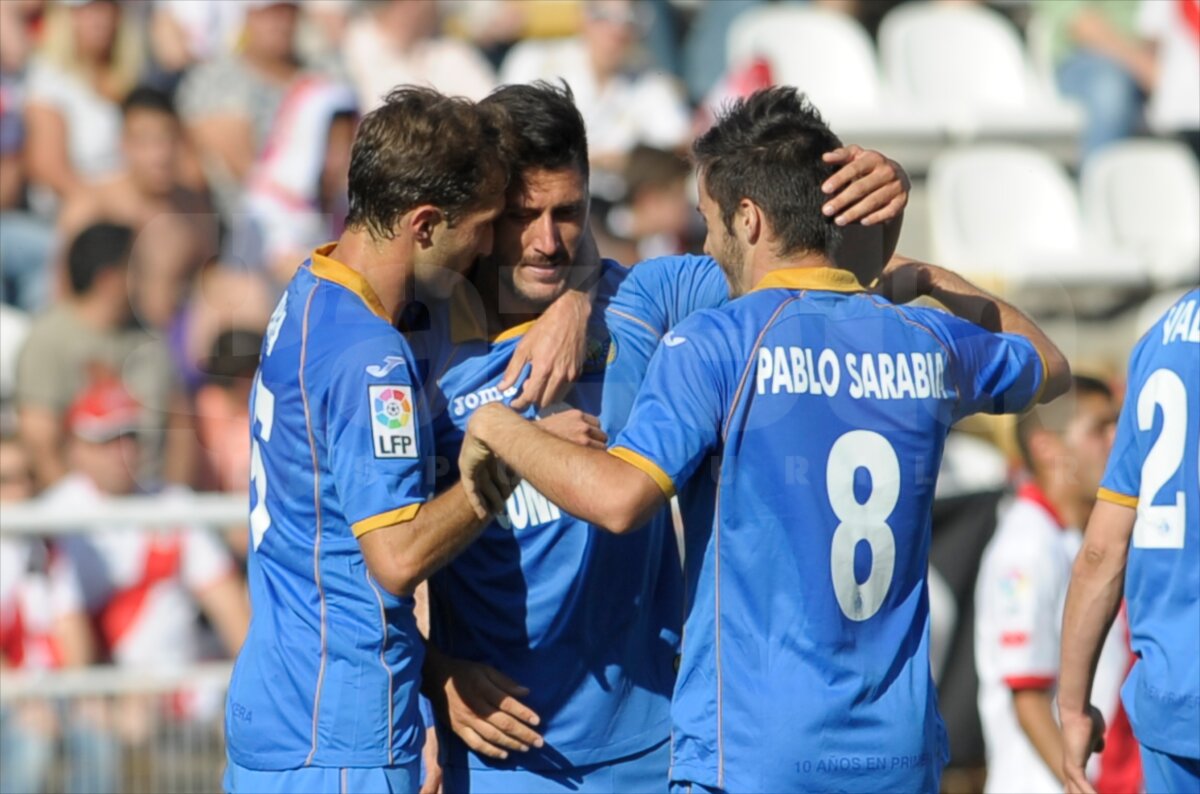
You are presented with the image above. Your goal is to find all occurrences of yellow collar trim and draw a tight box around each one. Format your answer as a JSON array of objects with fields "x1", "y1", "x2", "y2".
[
  {"x1": 309, "y1": 243, "x2": 391, "y2": 323},
  {"x1": 749, "y1": 267, "x2": 865, "y2": 294},
  {"x1": 447, "y1": 284, "x2": 538, "y2": 345}
]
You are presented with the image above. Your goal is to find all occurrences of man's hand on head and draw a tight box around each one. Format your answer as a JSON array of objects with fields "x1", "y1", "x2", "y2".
[
  {"x1": 874, "y1": 254, "x2": 935, "y2": 304},
  {"x1": 821, "y1": 145, "x2": 910, "y2": 227}
]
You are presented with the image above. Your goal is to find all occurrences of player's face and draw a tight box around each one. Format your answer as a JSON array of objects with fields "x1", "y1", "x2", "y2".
[
  {"x1": 490, "y1": 167, "x2": 589, "y2": 312},
  {"x1": 1064, "y1": 392, "x2": 1119, "y2": 500},
  {"x1": 698, "y1": 177, "x2": 747, "y2": 296},
  {"x1": 438, "y1": 195, "x2": 506, "y2": 275}
]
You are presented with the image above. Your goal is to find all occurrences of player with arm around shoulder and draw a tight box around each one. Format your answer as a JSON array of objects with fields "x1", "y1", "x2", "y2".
[
  {"x1": 223, "y1": 87, "x2": 515, "y2": 794},
  {"x1": 459, "y1": 88, "x2": 1069, "y2": 793}
]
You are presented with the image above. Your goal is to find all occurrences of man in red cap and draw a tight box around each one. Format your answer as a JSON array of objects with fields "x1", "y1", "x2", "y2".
[{"x1": 46, "y1": 373, "x2": 249, "y2": 677}]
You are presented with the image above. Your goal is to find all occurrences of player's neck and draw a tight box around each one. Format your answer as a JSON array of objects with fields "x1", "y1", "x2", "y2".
[
  {"x1": 328, "y1": 230, "x2": 412, "y2": 325},
  {"x1": 1034, "y1": 474, "x2": 1088, "y2": 529},
  {"x1": 748, "y1": 250, "x2": 837, "y2": 291},
  {"x1": 474, "y1": 268, "x2": 547, "y2": 337}
]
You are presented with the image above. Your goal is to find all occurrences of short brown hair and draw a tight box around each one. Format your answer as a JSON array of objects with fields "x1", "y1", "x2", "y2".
[
  {"x1": 345, "y1": 87, "x2": 508, "y2": 239},
  {"x1": 1015, "y1": 374, "x2": 1113, "y2": 472}
]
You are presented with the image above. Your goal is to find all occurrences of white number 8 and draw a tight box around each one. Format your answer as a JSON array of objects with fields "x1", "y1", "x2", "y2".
[{"x1": 828, "y1": 430, "x2": 899, "y2": 621}]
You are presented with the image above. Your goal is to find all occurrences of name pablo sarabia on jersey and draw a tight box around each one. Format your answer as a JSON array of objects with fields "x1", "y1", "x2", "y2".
[{"x1": 755, "y1": 345, "x2": 949, "y2": 400}]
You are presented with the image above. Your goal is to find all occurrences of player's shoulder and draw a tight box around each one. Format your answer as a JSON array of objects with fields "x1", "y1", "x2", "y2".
[{"x1": 1131, "y1": 288, "x2": 1200, "y2": 373}]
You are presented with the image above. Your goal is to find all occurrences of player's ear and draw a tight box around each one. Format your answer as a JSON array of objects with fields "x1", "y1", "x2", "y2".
[
  {"x1": 737, "y1": 198, "x2": 761, "y2": 245},
  {"x1": 409, "y1": 205, "x2": 444, "y2": 248}
]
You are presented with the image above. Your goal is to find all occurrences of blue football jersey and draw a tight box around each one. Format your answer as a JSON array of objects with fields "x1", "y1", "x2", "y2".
[
  {"x1": 226, "y1": 246, "x2": 432, "y2": 770},
  {"x1": 1098, "y1": 288, "x2": 1200, "y2": 760},
  {"x1": 603, "y1": 254, "x2": 730, "y2": 427},
  {"x1": 610, "y1": 267, "x2": 1046, "y2": 792},
  {"x1": 410, "y1": 260, "x2": 687, "y2": 771}
]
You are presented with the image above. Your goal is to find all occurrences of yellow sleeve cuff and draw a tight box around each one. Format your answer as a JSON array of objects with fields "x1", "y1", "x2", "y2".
[
  {"x1": 609, "y1": 447, "x2": 676, "y2": 499},
  {"x1": 1023, "y1": 347, "x2": 1050, "y2": 413},
  {"x1": 352, "y1": 503, "x2": 422, "y2": 538},
  {"x1": 1096, "y1": 488, "x2": 1138, "y2": 509}
]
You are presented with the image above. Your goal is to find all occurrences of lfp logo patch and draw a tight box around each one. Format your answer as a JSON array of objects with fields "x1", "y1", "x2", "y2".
[{"x1": 369, "y1": 385, "x2": 417, "y2": 458}]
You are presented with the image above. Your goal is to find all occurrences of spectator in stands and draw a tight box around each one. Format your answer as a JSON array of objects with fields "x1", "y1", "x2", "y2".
[
  {"x1": 194, "y1": 329, "x2": 259, "y2": 496},
  {"x1": 598, "y1": 144, "x2": 694, "y2": 262},
  {"x1": 15, "y1": 222, "x2": 196, "y2": 490},
  {"x1": 148, "y1": 0, "x2": 248, "y2": 91},
  {"x1": 42, "y1": 377, "x2": 248, "y2": 761},
  {"x1": 235, "y1": 77, "x2": 356, "y2": 284},
  {"x1": 680, "y1": 0, "x2": 761, "y2": 104},
  {"x1": 194, "y1": 329, "x2": 262, "y2": 561},
  {"x1": 975, "y1": 376, "x2": 1141, "y2": 794},
  {"x1": 48, "y1": 376, "x2": 249, "y2": 671},
  {"x1": 176, "y1": 0, "x2": 309, "y2": 222},
  {"x1": 500, "y1": 0, "x2": 690, "y2": 180},
  {"x1": 1038, "y1": 0, "x2": 1155, "y2": 161},
  {"x1": 446, "y1": 0, "x2": 585, "y2": 69},
  {"x1": 0, "y1": 434, "x2": 106, "y2": 794},
  {"x1": 58, "y1": 86, "x2": 216, "y2": 332},
  {"x1": 1138, "y1": 0, "x2": 1200, "y2": 159},
  {"x1": 342, "y1": 0, "x2": 496, "y2": 111},
  {"x1": 0, "y1": 0, "x2": 53, "y2": 313},
  {"x1": 24, "y1": 0, "x2": 142, "y2": 212}
]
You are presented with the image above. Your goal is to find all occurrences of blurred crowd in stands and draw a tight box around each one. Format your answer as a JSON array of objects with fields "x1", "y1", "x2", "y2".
[{"x1": 0, "y1": 1, "x2": 1195, "y2": 791}]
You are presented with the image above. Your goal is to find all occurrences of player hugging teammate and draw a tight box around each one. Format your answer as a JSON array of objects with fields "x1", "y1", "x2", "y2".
[{"x1": 223, "y1": 80, "x2": 1199, "y2": 794}]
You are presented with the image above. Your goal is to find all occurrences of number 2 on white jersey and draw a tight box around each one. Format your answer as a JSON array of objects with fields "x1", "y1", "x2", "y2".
[
  {"x1": 827, "y1": 430, "x2": 899, "y2": 621},
  {"x1": 1133, "y1": 368, "x2": 1189, "y2": 549}
]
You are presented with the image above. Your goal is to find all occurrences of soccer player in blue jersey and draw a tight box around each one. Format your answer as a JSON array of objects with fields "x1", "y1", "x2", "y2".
[
  {"x1": 412, "y1": 82, "x2": 913, "y2": 793},
  {"x1": 223, "y1": 87, "x2": 527, "y2": 794},
  {"x1": 457, "y1": 87, "x2": 1071, "y2": 794},
  {"x1": 1059, "y1": 288, "x2": 1200, "y2": 794}
]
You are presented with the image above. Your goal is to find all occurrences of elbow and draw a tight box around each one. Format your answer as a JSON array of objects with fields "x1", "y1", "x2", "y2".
[
  {"x1": 1040, "y1": 350, "x2": 1072, "y2": 404},
  {"x1": 369, "y1": 555, "x2": 423, "y2": 599},
  {"x1": 594, "y1": 492, "x2": 650, "y2": 535}
]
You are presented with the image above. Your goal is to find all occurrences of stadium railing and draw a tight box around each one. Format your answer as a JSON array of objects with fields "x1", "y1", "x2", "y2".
[{"x1": 0, "y1": 491, "x2": 246, "y2": 794}]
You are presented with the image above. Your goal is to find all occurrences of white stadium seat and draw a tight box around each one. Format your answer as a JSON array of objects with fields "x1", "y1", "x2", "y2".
[
  {"x1": 1081, "y1": 139, "x2": 1200, "y2": 289},
  {"x1": 725, "y1": 4, "x2": 940, "y2": 140},
  {"x1": 928, "y1": 144, "x2": 1148, "y2": 317},
  {"x1": 878, "y1": 2, "x2": 1082, "y2": 143}
]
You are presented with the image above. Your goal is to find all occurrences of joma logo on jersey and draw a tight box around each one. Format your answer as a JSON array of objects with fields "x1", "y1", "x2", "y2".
[
  {"x1": 369, "y1": 385, "x2": 418, "y2": 458},
  {"x1": 494, "y1": 480, "x2": 562, "y2": 531},
  {"x1": 452, "y1": 384, "x2": 517, "y2": 417}
]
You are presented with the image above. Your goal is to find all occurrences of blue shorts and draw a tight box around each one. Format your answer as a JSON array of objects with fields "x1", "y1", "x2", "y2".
[
  {"x1": 1140, "y1": 744, "x2": 1200, "y2": 794},
  {"x1": 443, "y1": 739, "x2": 669, "y2": 793},
  {"x1": 224, "y1": 757, "x2": 421, "y2": 794}
]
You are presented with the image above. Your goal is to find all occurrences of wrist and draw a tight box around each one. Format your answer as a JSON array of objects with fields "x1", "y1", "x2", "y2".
[{"x1": 471, "y1": 402, "x2": 510, "y2": 444}]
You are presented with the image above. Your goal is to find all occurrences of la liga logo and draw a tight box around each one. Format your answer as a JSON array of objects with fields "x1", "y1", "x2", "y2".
[{"x1": 374, "y1": 387, "x2": 412, "y2": 429}]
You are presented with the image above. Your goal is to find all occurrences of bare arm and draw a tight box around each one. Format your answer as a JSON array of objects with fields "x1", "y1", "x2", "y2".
[
  {"x1": 18, "y1": 405, "x2": 67, "y2": 489},
  {"x1": 187, "y1": 115, "x2": 256, "y2": 183},
  {"x1": 1013, "y1": 688, "x2": 1066, "y2": 784},
  {"x1": 1058, "y1": 499, "x2": 1135, "y2": 794},
  {"x1": 877, "y1": 257, "x2": 1072, "y2": 404},
  {"x1": 24, "y1": 103, "x2": 84, "y2": 200},
  {"x1": 463, "y1": 403, "x2": 664, "y2": 534},
  {"x1": 357, "y1": 482, "x2": 495, "y2": 598},
  {"x1": 195, "y1": 574, "x2": 250, "y2": 656},
  {"x1": 1069, "y1": 8, "x2": 1156, "y2": 90}
]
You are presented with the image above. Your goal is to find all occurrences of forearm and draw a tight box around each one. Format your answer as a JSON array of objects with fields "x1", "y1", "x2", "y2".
[
  {"x1": 1014, "y1": 689, "x2": 1067, "y2": 783},
  {"x1": 925, "y1": 265, "x2": 1070, "y2": 401},
  {"x1": 391, "y1": 484, "x2": 492, "y2": 594},
  {"x1": 473, "y1": 405, "x2": 660, "y2": 533},
  {"x1": 1059, "y1": 505, "x2": 1132, "y2": 716}
]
